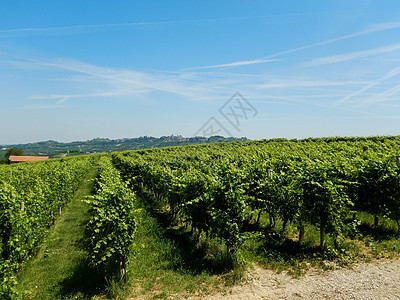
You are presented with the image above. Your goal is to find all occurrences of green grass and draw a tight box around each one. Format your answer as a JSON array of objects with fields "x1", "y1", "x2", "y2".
[
  {"x1": 355, "y1": 211, "x2": 400, "y2": 258},
  {"x1": 17, "y1": 167, "x2": 107, "y2": 300},
  {"x1": 121, "y1": 193, "x2": 237, "y2": 299}
]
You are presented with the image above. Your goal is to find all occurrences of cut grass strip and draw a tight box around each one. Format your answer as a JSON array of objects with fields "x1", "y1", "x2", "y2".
[{"x1": 17, "y1": 167, "x2": 106, "y2": 300}]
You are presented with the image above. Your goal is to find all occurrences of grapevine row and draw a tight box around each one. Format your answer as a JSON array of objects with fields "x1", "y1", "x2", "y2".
[
  {"x1": 0, "y1": 156, "x2": 94, "y2": 299},
  {"x1": 85, "y1": 156, "x2": 139, "y2": 278}
]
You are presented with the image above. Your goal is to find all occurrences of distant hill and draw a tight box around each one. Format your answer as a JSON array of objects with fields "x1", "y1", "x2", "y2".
[{"x1": 0, "y1": 135, "x2": 248, "y2": 159}]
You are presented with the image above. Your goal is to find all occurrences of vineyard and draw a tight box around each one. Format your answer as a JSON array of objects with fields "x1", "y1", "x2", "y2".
[
  {"x1": 1, "y1": 136, "x2": 400, "y2": 298},
  {"x1": 113, "y1": 136, "x2": 400, "y2": 253}
]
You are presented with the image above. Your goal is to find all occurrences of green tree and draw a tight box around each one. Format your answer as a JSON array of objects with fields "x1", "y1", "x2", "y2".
[{"x1": 4, "y1": 148, "x2": 24, "y2": 161}]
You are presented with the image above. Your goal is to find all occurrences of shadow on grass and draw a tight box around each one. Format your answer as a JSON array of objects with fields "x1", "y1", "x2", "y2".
[
  {"x1": 137, "y1": 190, "x2": 235, "y2": 276},
  {"x1": 357, "y1": 222, "x2": 399, "y2": 242},
  {"x1": 255, "y1": 231, "x2": 322, "y2": 263},
  {"x1": 136, "y1": 190, "x2": 349, "y2": 280},
  {"x1": 58, "y1": 256, "x2": 107, "y2": 299},
  {"x1": 242, "y1": 218, "x2": 323, "y2": 261},
  {"x1": 56, "y1": 230, "x2": 110, "y2": 299}
]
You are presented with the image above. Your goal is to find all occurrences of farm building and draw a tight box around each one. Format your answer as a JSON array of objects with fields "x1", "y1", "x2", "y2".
[{"x1": 9, "y1": 156, "x2": 49, "y2": 163}]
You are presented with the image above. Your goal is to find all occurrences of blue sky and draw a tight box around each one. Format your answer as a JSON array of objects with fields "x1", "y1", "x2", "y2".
[{"x1": 1, "y1": 1, "x2": 400, "y2": 144}]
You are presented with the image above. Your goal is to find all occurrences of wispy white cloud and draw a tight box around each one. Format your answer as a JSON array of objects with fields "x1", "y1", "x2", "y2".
[
  {"x1": 190, "y1": 19, "x2": 400, "y2": 70},
  {"x1": 357, "y1": 82, "x2": 400, "y2": 107},
  {"x1": 335, "y1": 64, "x2": 400, "y2": 106},
  {"x1": 0, "y1": 19, "x2": 221, "y2": 36},
  {"x1": 0, "y1": 15, "x2": 276, "y2": 37},
  {"x1": 257, "y1": 80, "x2": 369, "y2": 89},
  {"x1": 28, "y1": 89, "x2": 135, "y2": 106},
  {"x1": 262, "y1": 20, "x2": 400, "y2": 60},
  {"x1": 20, "y1": 57, "x2": 385, "y2": 113},
  {"x1": 304, "y1": 43, "x2": 400, "y2": 66},
  {"x1": 366, "y1": 20, "x2": 400, "y2": 32},
  {"x1": 13, "y1": 57, "x2": 251, "y2": 106},
  {"x1": 183, "y1": 59, "x2": 278, "y2": 71},
  {"x1": 3, "y1": 13, "x2": 368, "y2": 37}
]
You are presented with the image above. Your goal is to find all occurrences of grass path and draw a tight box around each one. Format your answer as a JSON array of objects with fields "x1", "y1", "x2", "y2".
[
  {"x1": 123, "y1": 193, "x2": 235, "y2": 299},
  {"x1": 17, "y1": 167, "x2": 105, "y2": 299}
]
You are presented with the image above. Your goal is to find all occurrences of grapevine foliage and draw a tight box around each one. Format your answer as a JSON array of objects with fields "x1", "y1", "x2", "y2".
[{"x1": 85, "y1": 156, "x2": 140, "y2": 278}]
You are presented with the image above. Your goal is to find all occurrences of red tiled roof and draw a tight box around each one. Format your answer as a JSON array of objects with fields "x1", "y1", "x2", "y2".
[{"x1": 9, "y1": 156, "x2": 49, "y2": 162}]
